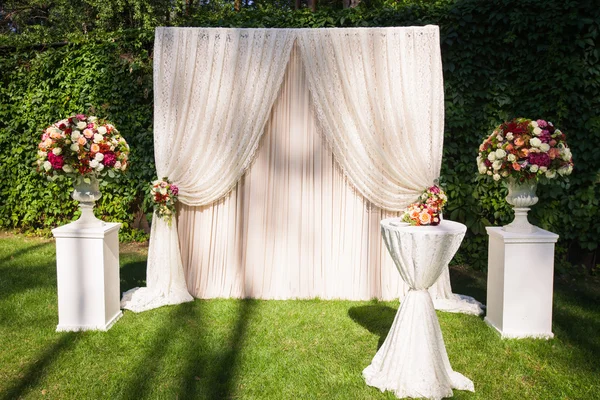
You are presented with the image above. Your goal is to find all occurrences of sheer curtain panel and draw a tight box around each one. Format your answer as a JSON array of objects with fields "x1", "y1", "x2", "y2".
[{"x1": 122, "y1": 28, "x2": 296, "y2": 312}]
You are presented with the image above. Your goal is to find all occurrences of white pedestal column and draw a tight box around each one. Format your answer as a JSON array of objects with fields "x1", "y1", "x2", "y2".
[
  {"x1": 484, "y1": 227, "x2": 559, "y2": 339},
  {"x1": 52, "y1": 222, "x2": 122, "y2": 332}
]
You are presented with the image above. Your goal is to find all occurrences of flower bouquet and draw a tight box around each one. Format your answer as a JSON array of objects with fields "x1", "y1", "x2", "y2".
[
  {"x1": 477, "y1": 118, "x2": 573, "y2": 182},
  {"x1": 151, "y1": 177, "x2": 179, "y2": 224},
  {"x1": 36, "y1": 114, "x2": 130, "y2": 227},
  {"x1": 401, "y1": 185, "x2": 447, "y2": 226},
  {"x1": 477, "y1": 118, "x2": 574, "y2": 233},
  {"x1": 36, "y1": 114, "x2": 129, "y2": 180}
]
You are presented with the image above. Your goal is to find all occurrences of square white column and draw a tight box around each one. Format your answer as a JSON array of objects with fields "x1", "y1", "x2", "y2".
[
  {"x1": 52, "y1": 222, "x2": 122, "y2": 331},
  {"x1": 485, "y1": 227, "x2": 559, "y2": 339}
]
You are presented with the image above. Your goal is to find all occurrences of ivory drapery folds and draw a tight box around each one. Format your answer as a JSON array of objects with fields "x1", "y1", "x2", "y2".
[
  {"x1": 297, "y1": 26, "x2": 444, "y2": 211},
  {"x1": 122, "y1": 26, "x2": 446, "y2": 311},
  {"x1": 122, "y1": 28, "x2": 296, "y2": 312}
]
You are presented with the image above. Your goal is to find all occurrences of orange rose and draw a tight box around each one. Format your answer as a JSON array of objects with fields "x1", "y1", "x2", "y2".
[
  {"x1": 91, "y1": 143, "x2": 100, "y2": 153},
  {"x1": 505, "y1": 144, "x2": 514, "y2": 151},
  {"x1": 419, "y1": 211, "x2": 432, "y2": 225},
  {"x1": 548, "y1": 148, "x2": 560, "y2": 159},
  {"x1": 78, "y1": 136, "x2": 87, "y2": 145},
  {"x1": 514, "y1": 138, "x2": 525, "y2": 147},
  {"x1": 512, "y1": 162, "x2": 521, "y2": 171}
]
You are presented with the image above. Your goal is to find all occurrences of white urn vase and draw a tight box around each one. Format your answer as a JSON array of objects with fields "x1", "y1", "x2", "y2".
[
  {"x1": 503, "y1": 178, "x2": 538, "y2": 233},
  {"x1": 72, "y1": 174, "x2": 104, "y2": 228}
]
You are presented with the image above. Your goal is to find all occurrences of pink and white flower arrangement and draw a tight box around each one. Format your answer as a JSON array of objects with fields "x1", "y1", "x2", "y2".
[
  {"x1": 401, "y1": 185, "x2": 447, "y2": 226},
  {"x1": 477, "y1": 118, "x2": 573, "y2": 182},
  {"x1": 151, "y1": 177, "x2": 179, "y2": 224},
  {"x1": 36, "y1": 114, "x2": 129, "y2": 179}
]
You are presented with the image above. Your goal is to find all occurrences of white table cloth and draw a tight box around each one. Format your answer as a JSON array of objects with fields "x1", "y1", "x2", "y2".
[{"x1": 363, "y1": 219, "x2": 474, "y2": 399}]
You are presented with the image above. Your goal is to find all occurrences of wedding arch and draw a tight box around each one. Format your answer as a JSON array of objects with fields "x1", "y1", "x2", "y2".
[{"x1": 121, "y1": 26, "x2": 447, "y2": 312}]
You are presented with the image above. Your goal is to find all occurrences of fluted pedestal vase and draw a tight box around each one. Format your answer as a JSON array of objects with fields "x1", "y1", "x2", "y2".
[
  {"x1": 72, "y1": 175, "x2": 104, "y2": 228},
  {"x1": 503, "y1": 178, "x2": 538, "y2": 234}
]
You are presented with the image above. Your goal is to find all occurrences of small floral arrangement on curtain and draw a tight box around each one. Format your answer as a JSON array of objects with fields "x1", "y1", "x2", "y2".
[
  {"x1": 477, "y1": 118, "x2": 573, "y2": 182},
  {"x1": 36, "y1": 114, "x2": 129, "y2": 179},
  {"x1": 151, "y1": 177, "x2": 179, "y2": 224},
  {"x1": 401, "y1": 185, "x2": 447, "y2": 226}
]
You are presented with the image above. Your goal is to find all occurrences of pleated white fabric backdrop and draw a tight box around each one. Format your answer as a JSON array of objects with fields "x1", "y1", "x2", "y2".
[
  {"x1": 177, "y1": 46, "x2": 403, "y2": 299},
  {"x1": 122, "y1": 26, "x2": 447, "y2": 311}
]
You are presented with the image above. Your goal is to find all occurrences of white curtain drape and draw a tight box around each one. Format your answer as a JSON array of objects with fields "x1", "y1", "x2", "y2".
[
  {"x1": 122, "y1": 28, "x2": 296, "y2": 312},
  {"x1": 122, "y1": 26, "x2": 447, "y2": 311},
  {"x1": 297, "y1": 26, "x2": 444, "y2": 211}
]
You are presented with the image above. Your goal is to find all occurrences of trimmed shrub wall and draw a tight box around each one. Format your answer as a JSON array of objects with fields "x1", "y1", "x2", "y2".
[{"x1": 0, "y1": 0, "x2": 598, "y2": 269}]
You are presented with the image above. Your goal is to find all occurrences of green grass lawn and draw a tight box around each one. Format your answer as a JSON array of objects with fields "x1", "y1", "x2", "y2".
[{"x1": 0, "y1": 233, "x2": 598, "y2": 400}]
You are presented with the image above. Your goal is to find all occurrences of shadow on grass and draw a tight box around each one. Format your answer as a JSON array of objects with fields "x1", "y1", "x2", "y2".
[
  {"x1": 121, "y1": 299, "x2": 256, "y2": 400},
  {"x1": 119, "y1": 258, "x2": 147, "y2": 293},
  {"x1": 0, "y1": 242, "x2": 55, "y2": 301},
  {"x1": 348, "y1": 304, "x2": 397, "y2": 349},
  {"x1": 176, "y1": 299, "x2": 257, "y2": 400},
  {"x1": 0, "y1": 332, "x2": 78, "y2": 400}
]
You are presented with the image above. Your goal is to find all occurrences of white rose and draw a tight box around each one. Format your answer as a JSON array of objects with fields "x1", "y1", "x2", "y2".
[
  {"x1": 71, "y1": 130, "x2": 80, "y2": 140},
  {"x1": 487, "y1": 170, "x2": 493, "y2": 176},
  {"x1": 52, "y1": 147, "x2": 62, "y2": 155},
  {"x1": 540, "y1": 143, "x2": 550, "y2": 152},
  {"x1": 559, "y1": 165, "x2": 573, "y2": 176},
  {"x1": 70, "y1": 143, "x2": 80, "y2": 152},
  {"x1": 95, "y1": 152, "x2": 104, "y2": 161},
  {"x1": 506, "y1": 132, "x2": 514, "y2": 141},
  {"x1": 497, "y1": 135, "x2": 504, "y2": 142},
  {"x1": 530, "y1": 121, "x2": 538, "y2": 128},
  {"x1": 530, "y1": 138, "x2": 542, "y2": 147},
  {"x1": 530, "y1": 164, "x2": 539, "y2": 173},
  {"x1": 43, "y1": 161, "x2": 52, "y2": 171},
  {"x1": 495, "y1": 149, "x2": 507, "y2": 158},
  {"x1": 89, "y1": 159, "x2": 99, "y2": 168},
  {"x1": 501, "y1": 171, "x2": 509, "y2": 177},
  {"x1": 89, "y1": 116, "x2": 97, "y2": 122},
  {"x1": 492, "y1": 160, "x2": 502, "y2": 170},
  {"x1": 159, "y1": 187, "x2": 167, "y2": 195},
  {"x1": 487, "y1": 152, "x2": 497, "y2": 161},
  {"x1": 533, "y1": 127, "x2": 542, "y2": 136},
  {"x1": 96, "y1": 163, "x2": 104, "y2": 172},
  {"x1": 539, "y1": 166, "x2": 548, "y2": 172},
  {"x1": 93, "y1": 133, "x2": 103, "y2": 143},
  {"x1": 545, "y1": 170, "x2": 556, "y2": 179},
  {"x1": 37, "y1": 150, "x2": 47, "y2": 158},
  {"x1": 478, "y1": 164, "x2": 488, "y2": 174},
  {"x1": 97, "y1": 126, "x2": 107, "y2": 135},
  {"x1": 114, "y1": 161, "x2": 122, "y2": 169},
  {"x1": 507, "y1": 154, "x2": 516, "y2": 162},
  {"x1": 562, "y1": 148, "x2": 572, "y2": 161},
  {"x1": 77, "y1": 121, "x2": 87, "y2": 130},
  {"x1": 62, "y1": 165, "x2": 73, "y2": 173},
  {"x1": 493, "y1": 174, "x2": 501, "y2": 181}
]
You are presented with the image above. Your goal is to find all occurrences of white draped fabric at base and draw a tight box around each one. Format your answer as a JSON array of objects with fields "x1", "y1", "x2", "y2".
[
  {"x1": 121, "y1": 215, "x2": 193, "y2": 312},
  {"x1": 122, "y1": 26, "x2": 477, "y2": 310},
  {"x1": 363, "y1": 219, "x2": 474, "y2": 399}
]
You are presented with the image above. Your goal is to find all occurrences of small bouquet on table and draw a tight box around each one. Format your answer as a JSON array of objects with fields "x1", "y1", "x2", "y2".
[
  {"x1": 36, "y1": 114, "x2": 130, "y2": 332},
  {"x1": 400, "y1": 185, "x2": 447, "y2": 226}
]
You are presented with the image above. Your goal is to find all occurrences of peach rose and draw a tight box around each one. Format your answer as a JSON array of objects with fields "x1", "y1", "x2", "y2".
[
  {"x1": 419, "y1": 211, "x2": 432, "y2": 225},
  {"x1": 505, "y1": 144, "x2": 514, "y2": 151},
  {"x1": 409, "y1": 208, "x2": 420, "y2": 220},
  {"x1": 83, "y1": 128, "x2": 94, "y2": 139},
  {"x1": 90, "y1": 143, "x2": 100, "y2": 153},
  {"x1": 514, "y1": 137, "x2": 525, "y2": 147},
  {"x1": 512, "y1": 162, "x2": 521, "y2": 171},
  {"x1": 78, "y1": 136, "x2": 87, "y2": 145},
  {"x1": 548, "y1": 148, "x2": 560, "y2": 160}
]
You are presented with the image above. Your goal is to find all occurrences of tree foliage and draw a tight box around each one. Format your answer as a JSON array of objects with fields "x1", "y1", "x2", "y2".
[{"x1": 0, "y1": 0, "x2": 598, "y2": 269}]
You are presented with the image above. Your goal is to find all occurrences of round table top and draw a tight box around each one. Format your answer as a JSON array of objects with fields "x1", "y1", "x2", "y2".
[{"x1": 380, "y1": 218, "x2": 466, "y2": 235}]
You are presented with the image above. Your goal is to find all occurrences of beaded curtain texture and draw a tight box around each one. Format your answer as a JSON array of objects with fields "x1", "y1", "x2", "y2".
[{"x1": 121, "y1": 26, "x2": 446, "y2": 312}]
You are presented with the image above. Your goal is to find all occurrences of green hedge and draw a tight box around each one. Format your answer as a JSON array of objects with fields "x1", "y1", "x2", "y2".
[{"x1": 1, "y1": 0, "x2": 598, "y2": 269}]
